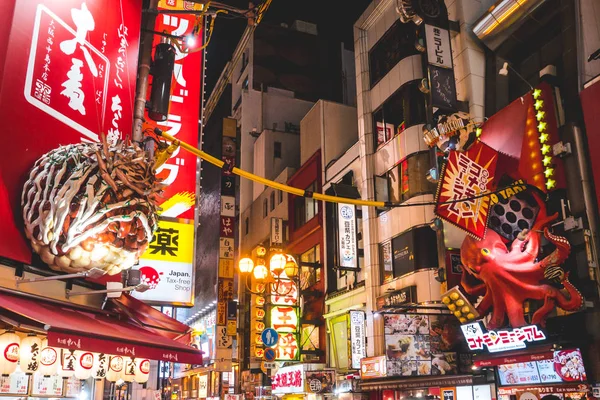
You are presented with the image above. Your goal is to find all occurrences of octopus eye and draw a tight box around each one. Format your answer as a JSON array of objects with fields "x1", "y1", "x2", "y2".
[{"x1": 481, "y1": 248, "x2": 491, "y2": 256}]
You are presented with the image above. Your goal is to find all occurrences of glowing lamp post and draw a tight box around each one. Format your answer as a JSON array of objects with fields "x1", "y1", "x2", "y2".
[{"x1": 237, "y1": 249, "x2": 298, "y2": 295}]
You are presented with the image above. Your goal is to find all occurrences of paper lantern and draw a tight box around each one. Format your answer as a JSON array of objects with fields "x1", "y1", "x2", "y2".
[
  {"x1": 74, "y1": 351, "x2": 95, "y2": 380},
  {"x1": 19, "y1": 334, "x2": 41, "y2": 375},
  {"x1": 92, "y1": 353, "x2": 108, "y2": 381},
  {"x1": 0, "y1": 331, "x2": 20, "y2": 376},
  {"x1": 58, "y1": 349, "x2": 76, "y2": 379},
  {"x1": 106, "y1": 356, "x2": 124, "y2": 382},
  {"x1": 135, "y1": 359, "x2": 150, "y2": 383},
  {"x1": 38, "y1": 339, "x2": 59, "y2": 376},
  {"x1": 121, "y1": 357, "x2": 136, "y2": 382}
]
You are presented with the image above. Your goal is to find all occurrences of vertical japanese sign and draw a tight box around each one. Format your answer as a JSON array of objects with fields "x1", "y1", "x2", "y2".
[
  {"x1": 133, "y1": 219, "x2": 194, "y2": 305},
  {"x1": 349, "y1": 311, "x2": 366, "y2": 369},
  {"x1": 435, "y1": 142, "x2": 498, "y2": 239},
  {"x1": 149, "y1": 0, "x2": 203, "y2": 220},
  {"x1": 337, "y1": 204, "x2": 358, "y2": 269},
  {"x1": 425, "y1": 24, "x2": 452, "y2": 69},
  {"x1": 423, "y1": 24, "x2": 457, "y2": 112},
  {"x1": 215, "y1": 117, "x2": 237, "y2": 372},
  {"x1": 270, "y1": 277, "x2": 300, "y2": 361},
  {"x1": 0, "y1": 0, "x2": 142, "y2": 264},
  {"x1": 271, "y1": 217, "x2": 284, "y2": 246}
]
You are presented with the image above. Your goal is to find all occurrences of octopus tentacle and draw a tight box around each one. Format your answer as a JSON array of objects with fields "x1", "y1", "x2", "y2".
[
  {"x1": 538, "y1": 228, "x2": 571, "y2": 271},
  {"x1": 556, "y1": 275, "x2": 584, "y2": 311},
  {"x1": 461, "y1": 269, "x2": 487, "y2": 296}
]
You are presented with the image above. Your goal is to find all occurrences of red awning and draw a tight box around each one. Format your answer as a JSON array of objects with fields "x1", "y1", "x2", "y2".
[{"x1": 0, "y1": 290, "x2": 201, "y2": 364}]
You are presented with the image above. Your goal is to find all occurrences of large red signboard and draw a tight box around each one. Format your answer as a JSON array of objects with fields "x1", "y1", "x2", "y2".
[
  {"x1": 0, "y1": 0, "x2": 142, "y2": 263},
  {"x1": 148, "y1": 7, "x2": 202, "y2": 220}
]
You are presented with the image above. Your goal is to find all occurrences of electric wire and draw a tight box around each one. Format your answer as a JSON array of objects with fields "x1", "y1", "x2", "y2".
[{"x1": 152, "y1": 127, "x2": 531, "y2": 209}]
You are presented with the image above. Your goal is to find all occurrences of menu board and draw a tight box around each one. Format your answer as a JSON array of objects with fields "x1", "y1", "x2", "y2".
[
  {"x1": 0, "y1": 371, "x2": 29, "y2": 395},
  {"x1": 31, "y1": 374, "x2": 63, "y2": 397},
  {"x1": 384, "y1": 314, "x2": 459, "y2": 376},
  {"x1": 497, "y1": 349, "x2": 587, "y2": 386},
  {"x1": 65, "y1": 376, "x2": 82, "y2": 398}
]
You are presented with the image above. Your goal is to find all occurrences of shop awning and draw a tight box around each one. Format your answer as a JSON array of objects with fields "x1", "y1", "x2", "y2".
[
  {"x1": 0, "y1": 290, "x2": 202, "y2": 364},
  {"x1": 473, "y1": 345, "x2": 555, "y2": 367},
  {"x1": 359, "y1": 375, "x2": 474, "y2": 391}
]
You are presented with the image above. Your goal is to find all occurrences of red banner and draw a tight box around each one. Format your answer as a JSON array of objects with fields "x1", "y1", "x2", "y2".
[
  {"x1": 435, "y1": 142, "x2": 498, "y2": 240},
  {"x1": 580, "y1": 79, "x2": 600, "y2": 215},
  {"x1": 0, "y1": 0, "x2": 142, "y2": 263},
  {"x1": 147, "y1": 9, "x2": 202, "y2": 220}
]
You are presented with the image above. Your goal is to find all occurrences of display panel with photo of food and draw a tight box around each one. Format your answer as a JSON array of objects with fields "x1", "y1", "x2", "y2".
[{"x1": 384, "y1": 314, "x2": 459, "y2": 377}]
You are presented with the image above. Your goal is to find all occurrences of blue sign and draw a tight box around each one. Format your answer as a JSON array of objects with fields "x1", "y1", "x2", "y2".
[
  {"x1": 264, "y1": 348, "x2": 276, "y2": 361},
  {"x1": 261, "y1": 328, "x2": 279, "y2": 348}
]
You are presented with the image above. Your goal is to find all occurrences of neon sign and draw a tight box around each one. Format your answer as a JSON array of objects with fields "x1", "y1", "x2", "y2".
[{"x1": 461, "y1": 322, "x2": 546, "y2": 353}]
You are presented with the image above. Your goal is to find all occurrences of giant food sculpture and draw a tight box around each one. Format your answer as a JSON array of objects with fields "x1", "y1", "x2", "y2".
[
  {"x1": 21, "y1": 136, "x2": 162, "y2": 275},
  {"x1": 445, "y1": 193, "x2": 583, "y2": 329}
]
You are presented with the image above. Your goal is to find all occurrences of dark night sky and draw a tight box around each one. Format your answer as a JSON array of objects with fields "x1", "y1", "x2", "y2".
[{"x1": 203, "y1": 0, "x2": 371, "y2": 96}]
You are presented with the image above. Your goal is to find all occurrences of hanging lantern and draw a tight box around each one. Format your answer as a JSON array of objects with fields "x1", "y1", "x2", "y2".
[
  {"x1": 0, "y1": 331, "x2": 20, "y2": 376},
  {"x1": 121, "y1": 357, "x2": 136, "y2": 382},
  {"x1": 74, "y1": 351, "x2": 95, "y2": 380},
  {"x1": 92, "y1": 353, "x2": 108, "y2": 381},
  {"x1": 19, "y1": 334, "x2": 41, "y2": 375},
  {"x1": 58, "y1": 349, "x2": 76, "y2": 379},
  {"x1": 38, "y1": 339, "x2": 59, "y2": 376},
  {"x1": 106, "y1": 355, "x2": 124, "y2": 382},
  {"x1": 134, "y1": 359, "x2": 150, "y2": 384}
]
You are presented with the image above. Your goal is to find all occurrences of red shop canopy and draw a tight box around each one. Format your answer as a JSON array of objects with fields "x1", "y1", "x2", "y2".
[{"x1": 0, "y1": 290, "x2": 201, "y2": 365}]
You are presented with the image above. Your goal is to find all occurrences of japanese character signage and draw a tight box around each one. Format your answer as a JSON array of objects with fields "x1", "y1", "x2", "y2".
[
  {"x1": 338, "y1": 204, "x2": 358, "y2": 269},
  {"x1": 461, "y1": 321, "x2": 546, "y2": 353},
  {"x1": 435, "y1": 142, "x2": 498, "y2": 239},
  {"x1": 149, "y1": 1, "x2": 204, "y2": 220},
  {"x1": 349, "y1": 311, "x2": 366, "y2": 369},
  {"x1": 270, "y1": 306, "x2": 299, "y2": 333},
  {"x1": 425, "y1": 25, "x2": 452, "y2": 69},
  {"x1": 0, "y1": 0, "x2": 142, "y2": 264},
  {"x1": 271, "y1": 364, "x2": 304, "y2": 395},
  {"x1": 360, "y1": 356, "x2": 387, "y2": 379},
  {"x1": 270, "y1": 277, "x2": 300, "y2": 361},
  {"x1": 133, "y1": 220, "x2": 195, "y2": 305},
  {"x1": 271, "y1": 217, "x2": 284, "y2": 245},
  {"x1": 376, "y1": 286, "x2": 417, "y2": 310}
]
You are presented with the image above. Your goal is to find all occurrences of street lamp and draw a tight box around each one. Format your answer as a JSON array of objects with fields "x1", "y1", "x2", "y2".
[{"x1": 237, "y1": 250, "x2": 297, "y2": 295}]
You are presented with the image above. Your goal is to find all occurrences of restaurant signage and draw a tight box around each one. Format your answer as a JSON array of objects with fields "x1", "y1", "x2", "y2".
[
  {"x1": 198, "y1": 374, "x2": 208, "y2": 399},
  {"x1": 475, "y1": 352, "x2": 553, "y2": 367},
  {"x1": 349, "y1": 311, "x2": 366, "y2": 369},
  {"x1": 497, "y1": 384, "x2": 589, "y2": 396},
  {"x1": 338, "y1": 204, "x2": 358, "y2": 269},
  {"x1": 360, "y1": 356, "x2": 387, "y2": 379},
  {"x1": 0, "y1": 371, "x2": 29, "y2": 395},
  {"x1": 306, "y1": 370, "x2": 335, "y2": 394},
  {"x1": 271, "y1": 217, "x2": 284, "y2": 246},
  {"x1": 271, "y1": 364, "x2": 304, "y2": 395},
  {"x1": 376, "y1": 286, "x2": 417, "y2": 310},
  {"x1": 461, "y1": 322, "x2": 546, "y2": 353},
  {"x1": 134, "y1": 220, "x2": 194, "y2": 305},
  {"x1": 0, "y1": 0, "x2": 142, "y2": 264},
  {"x1": 425, "y1": 25, "x2": 452, "y2": 69}
]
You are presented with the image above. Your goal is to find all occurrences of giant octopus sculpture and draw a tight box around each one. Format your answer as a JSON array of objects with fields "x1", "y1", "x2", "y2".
[{"x1": 460, "y1": 194, "x2": 583, "y2": 329}]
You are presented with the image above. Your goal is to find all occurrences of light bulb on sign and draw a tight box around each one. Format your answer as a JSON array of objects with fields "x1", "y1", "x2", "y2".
[{"x1": 186, "y1": 35, "x2": 196, "y2": 48}]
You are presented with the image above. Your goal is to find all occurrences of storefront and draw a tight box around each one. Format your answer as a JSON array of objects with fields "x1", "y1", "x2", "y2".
[
  {"x1": 0, "y1": 290, "x2": 202, "y2": 399},
  {"x1": 271, "y1": 364, "x2": 335, "y2": 399}
]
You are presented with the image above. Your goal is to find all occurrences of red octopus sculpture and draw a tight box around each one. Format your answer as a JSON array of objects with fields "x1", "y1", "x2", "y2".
[{"x1": 460, "y1": 194, "x2": 583, "y2": 329}]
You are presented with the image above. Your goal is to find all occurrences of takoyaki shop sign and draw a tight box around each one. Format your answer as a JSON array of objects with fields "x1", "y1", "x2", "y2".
[{"x1": 461, "y1": 322, "x2": 546, "y2": 353}]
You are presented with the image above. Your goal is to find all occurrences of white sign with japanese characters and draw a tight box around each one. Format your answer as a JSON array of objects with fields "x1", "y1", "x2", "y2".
[
  {"x1": 271, "y1": 217, "x2": 284, "y2": 245},
  {"x1": 461, "y1": 322, "x2": 546, "y2": 353},
  {"x1": 349, "y1": 311, "x2": 367, "y2": 369},
  {"x1": 425, "y1": 25, "x2": 452, "y2": 69},
  {"x1": 198, "y1": 374, "x2": 208, "y2": 398},
  {"x1": 338, "y1": 204, "x2": 358, "y2": 269}
]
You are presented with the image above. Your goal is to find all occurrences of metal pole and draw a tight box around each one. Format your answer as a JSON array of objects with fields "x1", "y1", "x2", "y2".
[
  {"x1": 133, "y1": 0, "x2": 160, "y2": 144},
  {"x1": 572, "y1": 125, "x2": 600, "y2": 285}
]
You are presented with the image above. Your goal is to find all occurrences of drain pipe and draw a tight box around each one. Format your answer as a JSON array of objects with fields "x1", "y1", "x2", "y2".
[
  {"x1": 572, "y1": 125, "x2": 600, "y2": 285},
  {"x1": 132, "y1": 0, "x2": 160, "y2": 144}
]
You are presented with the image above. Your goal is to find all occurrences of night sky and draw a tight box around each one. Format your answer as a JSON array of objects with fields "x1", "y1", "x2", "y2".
[{"x1": 203, "y1": 0, "x2": 371, "y2": 96}]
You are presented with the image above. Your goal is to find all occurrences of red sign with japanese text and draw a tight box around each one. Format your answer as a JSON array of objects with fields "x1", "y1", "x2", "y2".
[
  {"x1": 0, "y1": 0, "x2": 142, "y2": 264},
  {"x1": 148, "y1": 7, "x2": 202, "y2": 220},
  {"x1": 435, "y1": 142, "x2": 498, "y2": 240}
]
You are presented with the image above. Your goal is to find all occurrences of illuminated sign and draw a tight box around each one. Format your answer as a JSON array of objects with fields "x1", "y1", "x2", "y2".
[
  {"x1": 360, "y1": 356, "x2": 387, "y2": 379},
  {"x1": 270, "y1": 276, "x2": 300, "y2": 361},
  {"x1": 270, "y1": 306, "x2": 299, "y2": 333},
  {"x1": 338, "y1": 204, "x2": 358, "y2": 269},
  {"x1": 461, "y1": 322, "x2": 546, "y2": 353},
  {"x1": 271, "y1": 280, "x2": 298, "y2": 305},
  {"x1": 271, "y1": 364, "x2": 304, "y2": 395},
  {"x1": 349, "y1": 311, "x2": 366, "y2": 369},
  {"x1": 275, "y1": 333, "x2": 299, "y2": 362}
]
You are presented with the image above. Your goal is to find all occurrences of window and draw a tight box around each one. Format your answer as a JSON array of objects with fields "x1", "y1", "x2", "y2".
[
  {"x1": 244, "y1": 217, "x2": 249, "y2": 235},
  {"x1": 373, "y1": 81, "x2": 427, "y2": 147},
  {"x1": 278, "y1": 190, "x2": 283, "y2": 204},
  {"x1": 294, "y1": 181, "x2": 318, "y2": 228},
  {"x1": 380, "y1": 226, "x2": 439, "y2": 283},
  {"x1": 375, "y1": 151, "x2": 435, "y2": 204},
  {"x1": 274, "y1": 141, "x2": 282, "y2": 158},
  {"x1": 270, "y1": 192, "x2": 275, "y2": 211},
  {"x1": 263, "y1": 198, "x2": 268, "y2": 218},
  {"x1": 300, "y1": 244, "x2": 321, "y2": 290},
  {"x1": 369, "y1": 20, "x2": 419, "y2": 87}
]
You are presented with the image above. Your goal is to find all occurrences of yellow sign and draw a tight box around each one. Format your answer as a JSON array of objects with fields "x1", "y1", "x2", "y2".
[
  {"x1": 218, "y1": 259, "x2": 235, "y2": 278},
  {"x1": 140, "y1": 219, "x2": 194, "y2": 263},
  {"x1": 227, "y1": 320, "x2": 237, "y2": 336},
  {"x1": 158, "y1": 0, "x2": 204, "y2": 11}
]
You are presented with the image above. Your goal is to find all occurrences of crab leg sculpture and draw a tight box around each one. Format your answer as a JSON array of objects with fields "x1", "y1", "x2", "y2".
[{"x1": 459, "y1": 193, "x2": 583, "y2": 329}]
